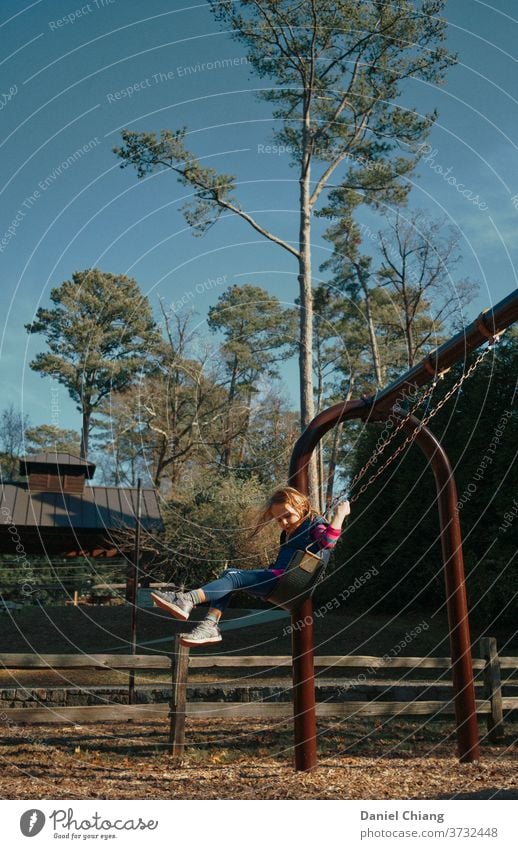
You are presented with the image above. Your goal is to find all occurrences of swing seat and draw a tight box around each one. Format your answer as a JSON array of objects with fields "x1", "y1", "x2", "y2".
[{"x1": 266, "y1": 548, "x2": 331, "y2": 612}]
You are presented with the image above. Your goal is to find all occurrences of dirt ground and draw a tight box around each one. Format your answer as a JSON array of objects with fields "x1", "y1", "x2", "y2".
[
  {"x1": 2, "y1": 608, "x2": 515, "y2": 799},
  {"x1": 0, "y1": 717, "x2": 515, "y2": 800}
]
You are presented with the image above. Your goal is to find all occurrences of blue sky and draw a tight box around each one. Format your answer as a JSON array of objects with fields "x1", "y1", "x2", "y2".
[{"x1": 1, "y1": 0, "x2": 517, "y2": 435}]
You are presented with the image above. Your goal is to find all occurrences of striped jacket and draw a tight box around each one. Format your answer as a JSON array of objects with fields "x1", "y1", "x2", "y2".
[{"x1": 269, "y1": 516, "x2": 341, "y2": 576}]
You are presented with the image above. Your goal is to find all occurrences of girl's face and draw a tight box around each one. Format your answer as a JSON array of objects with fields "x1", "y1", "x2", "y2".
[{"x1": 270, "y1": 501, "x2": 305, "y2": 533}]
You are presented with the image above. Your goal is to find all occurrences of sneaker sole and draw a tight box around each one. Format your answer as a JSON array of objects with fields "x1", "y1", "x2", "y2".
[
  {"x1": 179, "y1": 634, "x2": 222, "y2": 646},
  {"x1": 150, "y1": 592, "x2": 190, "y2": 621}
]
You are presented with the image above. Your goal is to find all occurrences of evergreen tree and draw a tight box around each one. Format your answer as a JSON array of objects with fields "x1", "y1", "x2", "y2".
[
  {"x1": 207, "y1": 284, "x2": 295, "y2": 468},
  {"x1": 92, "y1": 390, "x2": 149, "y2": 486},
  {"x1": 236, "y1": 389, "x2": 300, "y2": 486},
  {"x1": 311, "y1": 283, "x2": 375, "y2": 505},
  {"x1": 320, "y1": 221, "x2": 409, "y2": 387},
  {"x1": 25, "y1": 424, "x2": 81, "y2": 456},
  {"x1": 25, "y1": 269, "x2": 161, "y2": 459}
]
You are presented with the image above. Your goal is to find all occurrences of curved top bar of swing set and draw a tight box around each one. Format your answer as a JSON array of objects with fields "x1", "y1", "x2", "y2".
[{"x1": 289, "y1": 289, "x2": 518, "y2": 493}]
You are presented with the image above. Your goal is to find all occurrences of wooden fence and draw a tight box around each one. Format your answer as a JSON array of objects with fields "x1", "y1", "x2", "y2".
[{"x1": 0, "y1": 637, "x2": 515, "y2": 757}]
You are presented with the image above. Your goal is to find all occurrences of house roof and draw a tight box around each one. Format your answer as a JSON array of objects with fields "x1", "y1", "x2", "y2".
[
  {"x1": 0, "y1": 482, "x2": 163, "y2": 532},
  {"x1": 19, "y1": 453, "x2": 96, "y2": 478}
]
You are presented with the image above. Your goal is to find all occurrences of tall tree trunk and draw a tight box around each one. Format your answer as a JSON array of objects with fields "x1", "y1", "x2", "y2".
[
  {"x1": 237, "y1": 388, "x2": 253, "y2": 466},
  {"x1": 153, "y1": 437, "x2": 167, "y2": 488},
  {"x1": 314, "y1": 333, "x2": 326, "y2": 512},
  {"x1": 316, "y1": 445, "x2": 325, "y2": 513},
  {"x1": 80, "y1": 410, "x2": 90, "y2": 460},
  {"x1": 401, "y1": 284, "x2": 415, "y2": 369},
  {"x1": 325, "y1": 421, "x2": 344, "y2": 511},
  {"x1": 298, "y1": 223, "x2": 315, "y2": 426},
  {"x1": 298, "y1": 143, "x2": 318, "y2": 498},
  {"x1": 405, "y1": 319, "x2": 415, "y2": 368},
  {"x1": 114, "y1": 446, "x2": 121, "y2": 486},
  {"x1": 358, "y1": 268, "x2": 384, "y2": 388},
  {"x1": 222, "y1": 356, "x2": 239, "y2": 468},
  {"x1": 325, "y1": 383, "x2": 354, "y2": 511}
]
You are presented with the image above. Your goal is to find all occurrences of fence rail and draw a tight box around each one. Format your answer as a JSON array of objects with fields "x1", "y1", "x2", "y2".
[
  {"x1": 0, "y1": 653, "x2": 171, "y2": 669},
  {"x1": 1, "y1": 638, "x2": 515, "y2": 757}
]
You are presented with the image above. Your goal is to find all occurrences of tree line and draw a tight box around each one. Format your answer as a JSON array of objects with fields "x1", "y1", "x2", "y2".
[
  {"x1": 3, "y1": 267, "x2": 515, "y2": 618},
  {"x1": 13, "y1": 246, "x2": 471, "y2": 498}
]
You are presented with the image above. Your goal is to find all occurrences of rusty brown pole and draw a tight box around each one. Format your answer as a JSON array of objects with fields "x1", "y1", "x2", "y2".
[
  {"x1": 290, "y1": 598, "x2": 317, "y2": 770},
  {"x1": 399, "y1": 416, "x2": 480, "y2": 762},
  {"x1": 289, "y1": 400, "x2": 365, "y2": 772}
]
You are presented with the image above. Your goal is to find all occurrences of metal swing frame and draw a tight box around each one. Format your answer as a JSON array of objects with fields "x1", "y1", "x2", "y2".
[{"x1": 286, "y1": 290, "x2": 518, "y2": 772}]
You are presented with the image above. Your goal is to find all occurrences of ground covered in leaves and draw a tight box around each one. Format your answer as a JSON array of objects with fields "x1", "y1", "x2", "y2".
[{"x1": 0, "y1": 717, "x2": 515, "y2": 800}]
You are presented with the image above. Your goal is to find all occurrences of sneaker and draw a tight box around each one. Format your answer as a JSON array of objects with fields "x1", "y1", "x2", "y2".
[
  {"x1": 180, "y1": 618, "x2": 222, "y2": 646},
  {"x1": 150, "y1": 590, "x2": 194, "y2": 621}
]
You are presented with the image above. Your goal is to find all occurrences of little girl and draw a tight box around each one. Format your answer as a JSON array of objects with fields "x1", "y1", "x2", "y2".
[{"x1": 151, "y1": 486, "x2": 350, "y2": 646}]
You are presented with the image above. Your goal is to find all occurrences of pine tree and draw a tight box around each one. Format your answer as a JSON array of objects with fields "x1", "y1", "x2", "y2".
[
  {"x1": 25, "y1": 269, "x2": 161, "y2": 459},
  {"x1": 207, "y1": 284, "x2": 296, "y2": 468},
  {"x1": 25, "y1": 424, "x2": 81, "y2": 456}
]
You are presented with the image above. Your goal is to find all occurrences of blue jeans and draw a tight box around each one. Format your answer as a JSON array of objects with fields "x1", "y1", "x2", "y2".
[{"x1": 199, "y1": 568, "x2": 280, "y2": 613}]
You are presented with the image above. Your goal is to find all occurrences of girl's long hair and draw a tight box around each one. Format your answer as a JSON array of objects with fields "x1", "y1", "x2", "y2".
[{"x1": 250, "y1": 486, "x2": 319, "y2": 538}]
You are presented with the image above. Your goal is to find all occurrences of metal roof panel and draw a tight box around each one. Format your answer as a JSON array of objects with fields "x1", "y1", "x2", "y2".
[{"x1": 0, "y1": 484, "x2": 163, "y2": 532}]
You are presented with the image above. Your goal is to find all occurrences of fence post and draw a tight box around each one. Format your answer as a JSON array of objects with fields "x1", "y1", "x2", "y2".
[
  {"x1": 169, "y1": 636, "x2": 190, "y2": 757},
  {"x1": 479, "y1": 637, "x2": 504, "y2": 742}
]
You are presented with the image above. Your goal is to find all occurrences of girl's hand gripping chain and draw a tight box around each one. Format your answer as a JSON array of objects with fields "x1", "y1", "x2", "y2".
[{"x1": 330, "y1": 498, "x2": 351, "y2": 530}]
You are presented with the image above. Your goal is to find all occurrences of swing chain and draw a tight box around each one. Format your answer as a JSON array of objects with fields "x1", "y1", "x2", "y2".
[
  {"x1": 347, "y1": 380, "x2": 438, "y2": 494},
  {"x1": 328, "y1": 382, "x2": 437, "y2": 511},
  {"x1": 329, "y1": 338, "x2": 500, "y2": 509}
]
